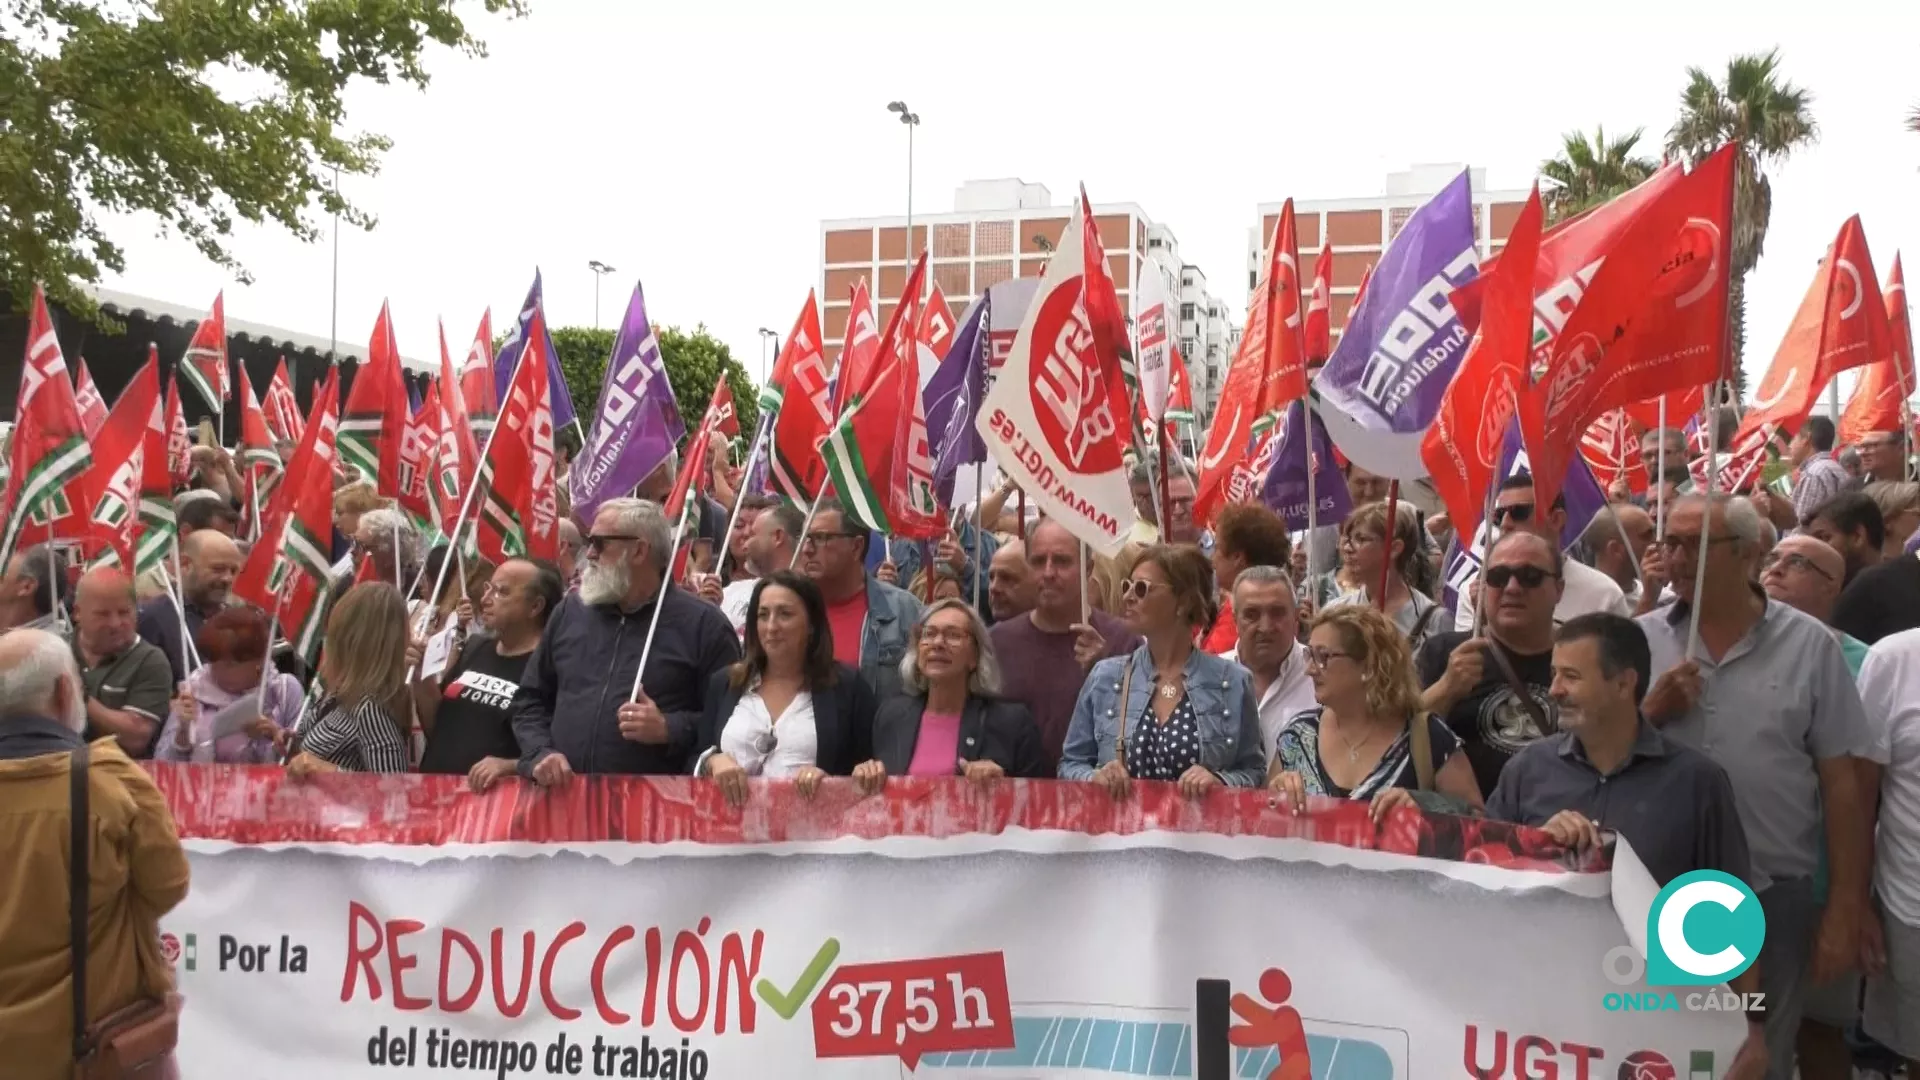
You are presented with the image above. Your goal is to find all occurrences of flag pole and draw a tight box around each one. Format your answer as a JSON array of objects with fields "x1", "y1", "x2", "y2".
[
  {"x1": 715, "y1": 413, "x2": 771, "y2": 578},
  {"x1": 1153, "y1": 424, "x2": 1173, "y2": 543},
  {"x1": 1469, "y1": 482, "x2": 1499, "y2": 639},
  {"x1": 1656, "y1": 396, "x2": 1669, "y2": 541},
  {"x1": 168, "y1": 534, "x2": 202, "y2": 673},
  {"x1": 1685, "y1": 381, "x2": 1723, "y2": 660},
  {"x1": 1375, "y1": 479, "x2": 1398, "y2": 611},
  {"x1": 631, "y1": 493, "x2": 697, "y2": 701},
  {"x1": 787, "y1": 497, "x2": 819, "y2": 570},
  {"x1": 1016, "y1": 489, "x2": 1027, "y2": 542},
  {"x1": 1078, "y1": 539, "x2": 1091, "y2": 626},
  {"x1": 1302, "y1": 400, "x2": 1319, "y2": 589},
  {"x1": 970, "y1": 462, "x2": 984, "y2": 611},
  {"x1": 46, "y1": 522, "x2": 68, "y2": 638}
]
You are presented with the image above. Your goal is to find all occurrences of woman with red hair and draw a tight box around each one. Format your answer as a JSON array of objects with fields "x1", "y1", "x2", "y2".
[{"x1": 155, "y1": 606, "x2": 304, "y2": 763}]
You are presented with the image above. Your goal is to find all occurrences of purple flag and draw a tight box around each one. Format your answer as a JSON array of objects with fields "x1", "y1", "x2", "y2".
[
  {"x1": 922, "y1": 296, "x2": 988, "y2": 505},
  {"x1": 494, "y1": 269, "x2": 579, "y2": 431},
  {"x1": 1314, "y1": 170, "x2": 1480, "y2": 482},
  {"x1": 1441, "y1": 421, "x2": 1608, "y2": 615},
  {"x1": 568, "y1": 282, "x2": 685, "y2": 520},
  {"x1": 1261, "y1": 400, "x2": 1352, "y2": 531}
]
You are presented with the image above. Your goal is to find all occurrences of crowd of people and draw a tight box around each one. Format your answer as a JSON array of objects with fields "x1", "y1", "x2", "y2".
[{"x1": 1, "y1": 409, "x2": 1918, "y2": 1078}]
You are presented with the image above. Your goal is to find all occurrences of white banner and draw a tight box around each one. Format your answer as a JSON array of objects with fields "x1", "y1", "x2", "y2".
[{"x1": 149, "y1": 767, "x2": 1742, "y2": 1078}]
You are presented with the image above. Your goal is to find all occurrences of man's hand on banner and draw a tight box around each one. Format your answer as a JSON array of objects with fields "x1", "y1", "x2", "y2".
[
  {"x1": 618, "y1": 696, "x2": 669, "y2": 744},
  {"x1": 853, "y1": 759, "x2": 887, "y2": 795},
  {"x1": 467, "y1": 756, "x2": 517, "y2": 795},
  {"x1": 1178, "y1": 765, "x2": 1219, "y2": 799},
  {"x1": 532, "y1": 751, "x2": 574, "y2": 788},
  {"x1": 1539, "y1": 809, "x2": 1604, "y2": 850},
  {"x1": 1094, "y1": 758, "x2": 1130, "y2": 800}
]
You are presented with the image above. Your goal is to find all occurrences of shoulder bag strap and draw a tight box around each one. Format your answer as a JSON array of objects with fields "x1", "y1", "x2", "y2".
[
  {"x1": 1485, "y1": 638, "x2": 1553, "y2": 736},
  {"x1": 1115, "y1": 656, "x2": 1134, "y2": 772},
  {"x1": 69, "y1": 742, "x2": 92, "y2": 1062}
]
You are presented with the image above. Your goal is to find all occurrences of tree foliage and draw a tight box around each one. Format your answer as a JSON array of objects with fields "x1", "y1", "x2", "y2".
[
  {"x1": 0, "y1": 0, "x2": 523, "y2": 323},
  {"x1": 548, "y1": 325, "x2": 759, "y2": 449},
  {"x1": 1539, "y1": 126, "x2": 1658, "y2": 224},
  {"x1": 1666, "y1": 49, "x2": 1818, "y2": 396}
]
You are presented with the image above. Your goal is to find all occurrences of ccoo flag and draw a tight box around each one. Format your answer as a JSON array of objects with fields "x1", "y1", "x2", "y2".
[
  {"x1": 1314, "y1": 170, "x2": 1480, "y2": 482},
  {"x1": 1260, "y1": 399, "x2": 1352, "y2": 532},
  {"x1": 922, "y1": 294, "x2": 989, "y2": 507},
  {"x1": 493, "y1": 270, "x2": 578, "y2": 432},
  {"x1": 570, "y1": 281, "x2": 686, "y2": 522}
]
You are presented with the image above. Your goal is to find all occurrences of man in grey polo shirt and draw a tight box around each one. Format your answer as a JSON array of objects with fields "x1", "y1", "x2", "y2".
[{"x1": 1638, "y1": 494, "x2": 1878, "y2": 1080}]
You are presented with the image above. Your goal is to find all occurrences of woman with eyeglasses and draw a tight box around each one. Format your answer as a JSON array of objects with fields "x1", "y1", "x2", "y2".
[
  {"x1": 1059, "y1": 545, "x2": 1265, "y2": 797},
  {"x1": 1325, "y1": 500, "x2": 1450, "y2": 650},
  {"x1": 694, "y1": 570, "x2": 877, "y2": 807},
  {"x1": 1270, "y1": 604, "x2": 1482, "y2": 820},
  {"x1": 854, "y1": 599, "x2": 1046, "y2": 792}
]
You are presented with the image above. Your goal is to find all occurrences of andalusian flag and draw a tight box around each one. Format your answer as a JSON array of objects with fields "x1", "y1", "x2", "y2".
[
  {"x1": 820, "y1": 255, "x2": 928, "y2": 532},
  {"x1": 83, "y1": 356, "x2": 161, "y2": 571},
  {"x1": 339, "y1": 301, "x2": 408, "y2": 494},
  {"x1": 179, "y1": 291, "x2": 230, "y2": 412},
  {"x1": 0, "y1": 286, "x2": 91, "y2": 572},
  {"x1": 234, "y1": 368, "x2": 342, "y2": 664}
]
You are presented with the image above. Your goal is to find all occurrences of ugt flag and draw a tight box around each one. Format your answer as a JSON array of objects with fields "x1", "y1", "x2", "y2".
[
  {"x1": 1314, "y1": 170, "x2": 1480, "y2": 482},
  {"x1": 570, "y1": 281, "x2": 684, "y2": 521},
  {"x1": 494, "y1": 269, "x2": 579, "y2": 432}
]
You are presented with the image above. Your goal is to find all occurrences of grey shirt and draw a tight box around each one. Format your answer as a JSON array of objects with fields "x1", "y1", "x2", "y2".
[
  {"x1": 1486, "y1": 721, "x2": 1751, "y2": 888},
  {"x1": 1638, "y1": 593, "x2": 1876, "y2": 888}
]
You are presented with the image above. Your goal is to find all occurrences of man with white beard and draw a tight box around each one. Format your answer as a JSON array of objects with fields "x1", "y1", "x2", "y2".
[{"x1": 511, "y1": 498, "x2": 740, "y2": 783}]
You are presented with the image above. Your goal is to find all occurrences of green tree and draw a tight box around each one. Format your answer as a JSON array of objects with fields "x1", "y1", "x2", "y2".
[
  {"x1": 1539, "y1": 126, "x2": 1658, "y2": 224},
  {"x1": 1, "y1": 0, "x2": 522, "y2": 322},
  {"x1": 1666, "y1": 49, "x2": 1818, "y2": 398},
  {"x1": 548, "y1": 325, "x2": 759, "y2": 450}
]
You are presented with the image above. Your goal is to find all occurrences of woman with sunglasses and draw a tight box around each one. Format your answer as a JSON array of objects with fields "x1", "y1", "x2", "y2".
[
  {"x1": 694, "y1": 570, "x2": 876, "y2": 807},
  {"x1": 854, "y1": 599, "x2": 1046, "y2": 791},
  {"x1": 1059, "y1": 545, "x2": 1265, "y2": 796},
  {"x1": 1270, "y1": 604, "x2": 1482, "y2": 820},
  {"x1": 1325, "y1": 500, "x2": 1450, "y2": 650}
]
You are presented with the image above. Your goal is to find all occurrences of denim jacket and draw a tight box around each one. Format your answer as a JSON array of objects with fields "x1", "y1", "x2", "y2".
[
  {"x1": 1058, "y1": 645, "x2": 1265, "y2": 787},
  {"x1": 859, "y1": 576, "x2": 924, "y2": 701}
]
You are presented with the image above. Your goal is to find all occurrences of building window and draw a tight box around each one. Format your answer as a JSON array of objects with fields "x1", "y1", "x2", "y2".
[
  {"x1": 1181, "y1": 337, "x2": 1197, "y2": 358},
  {"x1": 975, "y1": 260, "x2": 1012, "y2": 290},
  {"x1": 1388, "y1": 206, "x2": 1413, "y2": 239},
  {"x1": 934, "y1": 262, "x2": 970, "y2": 298},
  {"x1": 933, "y1": 223, "x2": 970, "y2": 259},
  {"x1": 1180, "y1": 302, "x2": 1195, "y2": 321},
  {"x1": 977, "y1": 221, "x2": 1013, "y2": 257},
  {"x1": 1249, "y1": 270, "x2": 1258, "y2": 291}
]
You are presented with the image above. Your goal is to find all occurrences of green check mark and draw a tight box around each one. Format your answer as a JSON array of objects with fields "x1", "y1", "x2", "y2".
[{"x1": 755, "y1": 937, "x2": 841, "y2": 1020}]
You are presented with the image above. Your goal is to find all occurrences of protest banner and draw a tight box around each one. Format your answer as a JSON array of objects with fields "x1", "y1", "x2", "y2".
[{"x1": 149, "y1": 767, "x2": 1744, "y2": 1078}]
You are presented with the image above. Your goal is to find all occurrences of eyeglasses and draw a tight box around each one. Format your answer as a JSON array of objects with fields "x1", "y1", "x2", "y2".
[
  {"x1": 1493, "y1": 503, "x2": 1536, "y2": 525},
  {"x1": 1119, "y1": 578, "x2": 1171, "y2": 601},
  {"x1": 1761, "y1": 551, "x2": 1833, "y2": 581},
  {"x1": 1484, "y1": 564, "x2": 1558, "y2": 590},
  {"x1": 585, "y1": 533, "x2": 642, "y2": 555},
  {"x1": 1304, "y1": 647, "x2": 1351, "y2": 669},
  {"x1": 801, "y1": 530, "x2": 859, "y2": 549},
  {"x1": 1656, "y1": 534, "x2": 1737, "y2": 556},
  {"x1": 918, "y1": 627, "x2": 973, "y2": 647}
]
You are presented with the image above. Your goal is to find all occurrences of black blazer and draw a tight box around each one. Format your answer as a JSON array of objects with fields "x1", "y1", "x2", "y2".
[
  {"x1": 871, "y1": 694, "x2": 1048, "y2": 779},
  {"x1": 696, "y1": 663, "x2": 877, "y2": 777}
]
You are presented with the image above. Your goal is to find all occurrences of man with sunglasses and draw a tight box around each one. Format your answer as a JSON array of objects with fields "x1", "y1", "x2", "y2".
[
  {"x1": 511, "y1": 498, "x2": 741, "y2": 784},
  {"x1": 1452, "y1": 472, "x2": 1631, "y2": 633},
  {"x1": 1418, "y1": 531, "x2": 1565, "y2": 798},
  {"x1": 797, "y1": 498, "x2": 922, "y2": 701},
  {"x1": 1638, "y1": 494, "x2": 1880, "y2": 1079}
]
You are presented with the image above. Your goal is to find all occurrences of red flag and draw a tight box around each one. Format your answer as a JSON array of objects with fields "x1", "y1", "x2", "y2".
[
  {"x1": 1579, "y1": 409, "x2": 1648, "y2": 496},
  {"x1": 818, "y1": 257, "x2": 935, "y2": 535},
  {"x1": 179, "y1": 291, "x2": 230, "y2": 410},
  {"x1": 73, "y1": 357, "x2": 108, "y2": 438},
  {"x1": 917, "y1": 283, "x2": 958, "y2": 364},
  {"x1": 478, "y1": 309, "x2": 559, "y2": 563},
  {"x1": 234, "y1": 369, "x2": 341, "y2": 664},
  {"x1": 666, "y1": 382, "x2": 736, "y2": 520},
  {"x1": 767, "y1": 292, "x2": 835, "y2": 504},
  {"x1": 1738, "y1": 215, "x2": 1894, "y2": 446},
  {"x1": 264, "y1": 357, "x2": 303, "y2": 443},
  {"x1": 340, "y1": 301, "x2": 409, "y2": 496},
  {"x1": 887, "y1": 262, "x2": 945, "y2": 542},
  {"x1": 1517, "y1": 146, "x2": 1735, "y2": 514},
  {"x1": 397, "y1": 381, "x2": 438, "y2": 523},
  {"x1": 832, "y1": 280, "x2": 881, "y2": 418},
  {"x1": 1422, "y1": 186, "x2": 1546, "y2": 544},
  {"x1": 1623, "y1": 387, "x2": 1703, "y2": 433},
  {"x1": 164, "y1": 368, "x2": 192, "y2": 487},
  {"x1": 1166, "y1": 340, "x2": 1196, "y2": 425},
  {"x1": 235, "y1": 366, "x2": 280, "y2": 538},
  {"x1": 1305, "y1": 240, "x2": 1334, "y2": 364},
  {"x1": 461, "y1": 310, "x2": 498, "y2": 432},
  {"x1": 1840, "y1": 254, "x2": 1915, "y2": 445},
  {"x1": 1195, "y1": 200, "x2": 1308, "y2": 525},
  {"x1": 433, "y1": 320, "x2": 483, "y2": 535},
  {"x1": 80, "y1": 356, "x2": 161, "y2": 571},
  {"x1": 1077, "y1": 186, "x2": 1137, "y2": 418}
]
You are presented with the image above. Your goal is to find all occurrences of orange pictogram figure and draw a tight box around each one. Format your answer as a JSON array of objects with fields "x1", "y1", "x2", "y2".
[{"x1": 1227, "y1": 967, "x2": 1312, "y2": 1080}]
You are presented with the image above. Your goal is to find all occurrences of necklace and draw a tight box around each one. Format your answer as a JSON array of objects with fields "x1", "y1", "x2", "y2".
[
  {"x1": 1157, "y1": 682, "x2": 1180, "y2": 701},
  {"x1": 1332, "y1": 718, "x2": 1380, "y2": 763}
]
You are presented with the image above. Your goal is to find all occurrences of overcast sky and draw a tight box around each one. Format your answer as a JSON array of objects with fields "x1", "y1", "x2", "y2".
[{"x1": 99, "y1": 0, "x2": 1918, "y2": 404}]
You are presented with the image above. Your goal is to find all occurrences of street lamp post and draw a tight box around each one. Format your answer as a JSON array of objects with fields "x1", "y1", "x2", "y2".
[
  {"x1": 887, "y1": 101, "x2": 921, "y2": 293},
  {"x1": 588, "y1": 260, "x2": 616, "y2": 329},
  {"x1": 757, "y1": 327, "x2": 778, "y2": 386}
]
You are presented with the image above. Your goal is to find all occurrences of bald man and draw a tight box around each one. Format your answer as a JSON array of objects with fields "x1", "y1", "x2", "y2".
[
  {"x1": 137, "y1": 528, "x2": 242, "y2": 682},
  {"x1": 1762, "y1": 535, "x2": 1870, "y2": 675},
  {"x1": 986, "y1": 539, "x2": 1037, "y2": 624},
  {"x1": 72, "y1": 568, "x2": 173, "y2": 758}
]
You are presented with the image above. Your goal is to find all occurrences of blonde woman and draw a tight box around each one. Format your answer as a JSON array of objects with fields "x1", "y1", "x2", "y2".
[
  {"x1": 1269, "y1": 604, "x2": 1482, "y2": 821},
  {"x1": 287, "y1": 582, "x2": 413, "y2": 775}
]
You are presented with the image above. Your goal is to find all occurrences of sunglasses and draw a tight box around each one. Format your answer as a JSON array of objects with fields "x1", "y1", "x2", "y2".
[
  {"x1": 1119, "y1": 578, "x2": 1170, "y2": 601},
  {"x1": 1493, "y1": 503, "x2": 1536, "y2": 525},
  {"x1": 584, "y1": 533, "x2": 642, "y2": 554},
  {"x1": 1483, "y1": 564, "x2": 1557, "y2": 590}
]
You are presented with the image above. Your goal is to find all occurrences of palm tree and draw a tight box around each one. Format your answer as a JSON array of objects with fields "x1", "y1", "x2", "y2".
[
  {"x1": 1540, "y1": 127, "x2": 1658, "y2": 223},
  {"x1": 1667, "y1": 49, "x2": 1817, "y2": 398}
]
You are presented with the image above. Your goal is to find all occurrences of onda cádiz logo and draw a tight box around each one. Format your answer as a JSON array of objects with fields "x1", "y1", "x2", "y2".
[{"x1": 1601, "y1": 870, "x2": 1767, "y2": 1016}]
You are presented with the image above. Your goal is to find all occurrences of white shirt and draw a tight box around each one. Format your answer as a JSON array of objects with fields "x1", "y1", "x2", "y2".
[
  {"x1": 1454, "y1": 554, "x2": 1632, "y2": 632},
  {"x1": 1226, "y1": 641, "x2": 1317, "y2": 764},
  {"x1": 718, "y1": 686, "x2": 817, "y2": 778},
  {"x1": 721, "y1": 578, "x2": 757, "y2": 637},
  {"x1": 1860, "y1": 628, "x2": 1920, "y2": 925}
]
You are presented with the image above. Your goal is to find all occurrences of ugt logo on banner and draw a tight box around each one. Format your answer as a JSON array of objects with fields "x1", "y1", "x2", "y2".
[{"x1": 1601, "y1": 870, "x2": 1766, "y2": 1015}]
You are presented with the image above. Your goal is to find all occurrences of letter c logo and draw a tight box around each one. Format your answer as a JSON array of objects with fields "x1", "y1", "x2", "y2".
[{"x1": 1644, "y1": 869, "x2": 1765, "y2": 987}]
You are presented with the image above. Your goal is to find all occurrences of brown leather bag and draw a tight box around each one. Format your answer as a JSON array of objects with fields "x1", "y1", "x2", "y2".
[{"x1": 70, "y1": 744, "x2": 181, "y2": 1080}]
